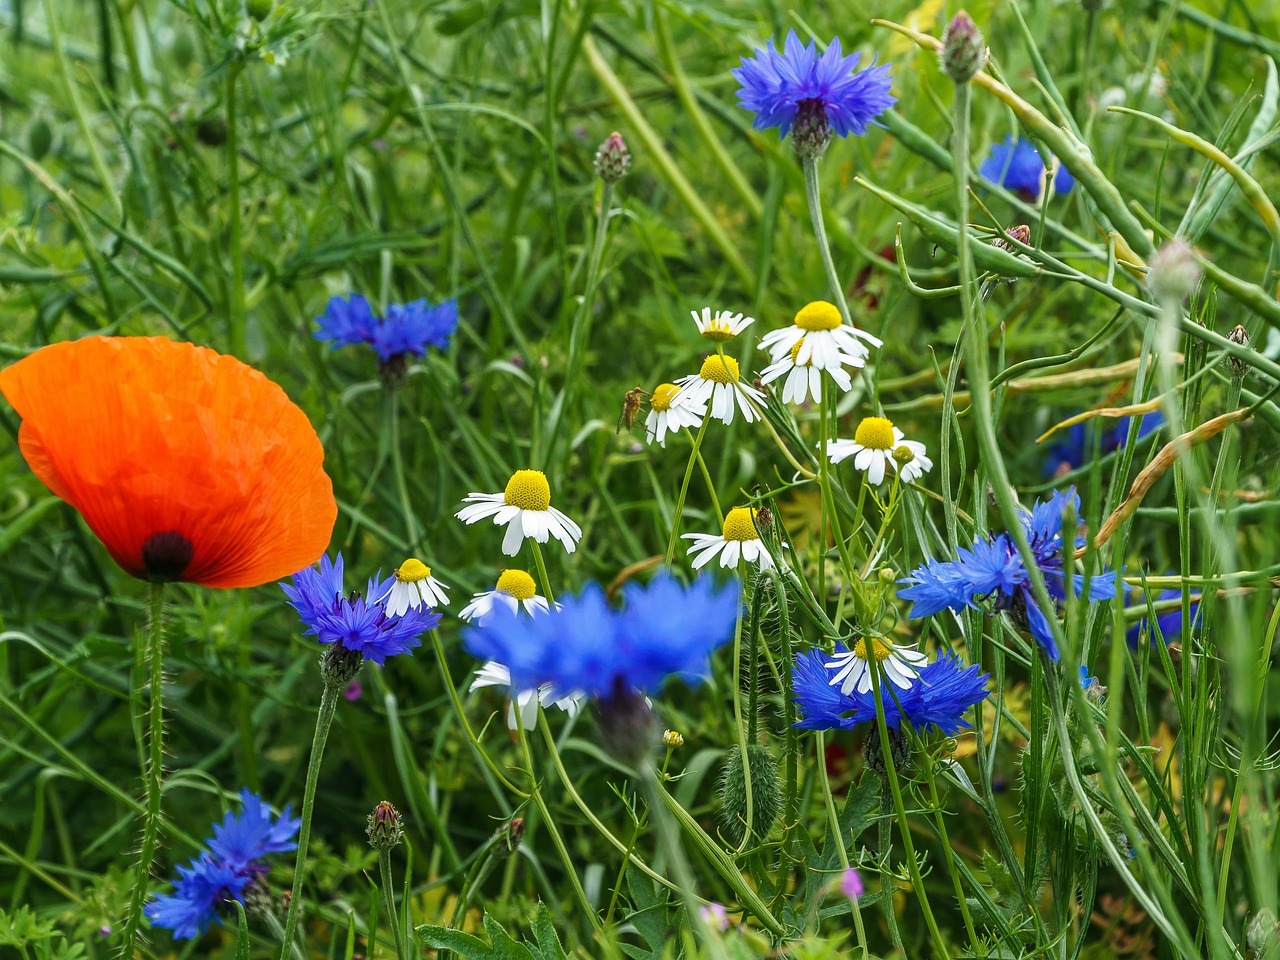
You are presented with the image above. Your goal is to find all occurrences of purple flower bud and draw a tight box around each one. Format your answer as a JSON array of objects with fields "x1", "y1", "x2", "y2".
[
  {"x1": 594, "y1": 131, "x2": 631, "y2": 183},
  {"x1": 940, "y1": 11, "x2": 984, "y2": 84}
]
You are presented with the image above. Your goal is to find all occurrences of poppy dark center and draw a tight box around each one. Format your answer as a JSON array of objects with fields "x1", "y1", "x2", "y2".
[{"x1": 141, "y1": 531, "x2": 194, "y2": 582}]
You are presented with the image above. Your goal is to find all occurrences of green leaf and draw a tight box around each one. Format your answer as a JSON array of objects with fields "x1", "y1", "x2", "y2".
[{"x1": 532, "y1": 903, "x2": 569, "y2": 960}]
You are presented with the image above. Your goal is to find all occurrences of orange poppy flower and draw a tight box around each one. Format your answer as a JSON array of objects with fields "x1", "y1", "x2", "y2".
[{"x1": 0, "y1": 336, "x2": 337, "y2": 588}]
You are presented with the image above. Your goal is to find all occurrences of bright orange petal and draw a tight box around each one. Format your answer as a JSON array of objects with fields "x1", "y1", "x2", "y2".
[{"x1": 0, "y1": 336, "x2": 337, "y2": 588}]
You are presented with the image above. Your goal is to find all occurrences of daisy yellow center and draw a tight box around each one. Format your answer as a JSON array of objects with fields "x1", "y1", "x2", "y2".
[
  {"x1": 699, "y1": 355, "x2": 740, "y2": 385},
  {"x1": 789, "y1": 337, "x2": 809, "y2": 365},
  {"x1": 893, "y1": 444, "x2": 916, "y2": 465},
  {"x1": 854, "y1": 417, "x2": 896, "y2": 451},
  {"x1": 650, "y1": 383, "x2": 680, "y2": 412},
  {"x1": 701, "y1": 314, "x2": 736, "y2": 343},
  {"x1": 395, "y1": 558, "x2": 431, "y2": 582},
  {"x1": 504, "y1": 470, "x2": 551, "y2": 511},
  {"x1": 853, "y1": 637, "x2": 892, "y2": 662},
  {"x1": 495, "y1": 568, "x2": 537, "y2": 600},
  {"x1": 794, "y1": 300, "x2": 843, "y2": 332},
  {"x1": 721, "y1": 506, "x2": 759, "y2": 542}
]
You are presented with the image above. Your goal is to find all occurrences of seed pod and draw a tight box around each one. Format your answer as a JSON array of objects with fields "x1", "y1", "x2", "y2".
[{"x1": 717, "y1": 743, "x2": 782, "y2": 847}]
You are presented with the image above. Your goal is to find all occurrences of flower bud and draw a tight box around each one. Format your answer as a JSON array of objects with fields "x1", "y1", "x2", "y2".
[
  {"x1": 662, "y1": 729, "x2": 685, "y2": 748},
  {"x1": 790, "y1": 100, "x2": 832, "y2": 160},
  {"x1": 321, "y1": 643, "x2": 364, "y2": 688},
  {"x1": 940, "y1": 11, "x2": 984, "y2": 84},
  {"x1": 863, "y1": 726, "x2": 912, "y2": 778},
  {"x1": 246, "y1": 0, "x2": 273, "y2": 19},
  {"x1": 493, "y1": 816, "x2": 524, "y2": 858},
  {"x1": 597, "y1": 681, "x2": 656, "y2": 767},
  {"x1": 717, "y1": 743, "x2": 782, "y2": 847},
  {"x1": 1146, "y1": 239, "x2": 1200, "y2": 304},
  {"x1": 366, "y1": 801, "x2": 404, "y2": 851},
  {"x1": 1227, "y1": 324, "x2": 1252, "y2": 377},
  {"x1": 594, "y1": 131, "x2": 631, "y2": 183},
  {"x1": 1249, "y1": 908, "x2": 1280, "y2": 959}
]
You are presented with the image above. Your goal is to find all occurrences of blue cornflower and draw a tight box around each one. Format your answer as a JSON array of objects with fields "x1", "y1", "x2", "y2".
[
  {"x1": 793, "y1": 645, "x2": 989, "y2": 736},
  {"x1": 463, "y1": 573, "x2": 740, "y2": 698},
  {"x1": 732, "y1": 31, "x2": 896, "y2": 144},
  {"x1": 898, "y1": 488, "x2": 1118, "y2": 660},
  {"x1": 1043, "y1": 412, "x2": 1163, "y2": 477},
  {"x1": 283, "y1": 554, "x2": 441, "y2": 667},
  {"x1": 315, "y1": 294, "x2": 458, "y2": 363},
  {"x1": 146, "y1": 792, "x2": 299, "y2": 941},
  {"x1": 1127, "y1": 584, "x2": 1200, "y2": 648},
  {"x1": 979, "y1": 135, "x2": 1075, "y2": 199}
]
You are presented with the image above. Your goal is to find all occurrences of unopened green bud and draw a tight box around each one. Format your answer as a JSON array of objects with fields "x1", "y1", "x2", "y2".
[
  {"x1": 594, "y1": 131, "x2": 631, "y2": 183},
  {"x1": 493, "y1": 816, "x2": 524, "y2": 858},
  {"x1": 246, "y1": 0, "x2": 274, "y2": 20},
  {"x1": 321, "y1": 643, "x2": 363, "y2": 688},
  {"x1": 940, "y1": 11, "x2": 984, "y2": 84},
  {"x1": 863, "y1": 727, "x2": 912, "y2": 778},
  {"x1": 1248, "y1": 908, "x2": 1280, "y2": 959},
  {"x1": 27, "y1": 119, "x2": 53, "y2": 161},
  {"x1": 366, "y1": 801, "x2": 404, "y2": 851},
  {"x1": 717, "y1": 744, "x2": 782, "y2": 847}
]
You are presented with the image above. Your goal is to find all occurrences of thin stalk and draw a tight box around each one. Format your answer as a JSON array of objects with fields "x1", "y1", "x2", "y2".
[
  {"x1": 119, "y1": 582, "x2": 168, "y2": 956},
  {"x1": 694, "y1": 444, "x2": 723, "y2": 524},
  {"x1": 561, "y1": 180, "x2": 614, "y2": 424},
  {"x1": 922, "y1": 753, "x2": 979, "y2": 949},
  {"x1": 226, "y1": 60, "x2": 246, "y2": 357},
  {"x1": 388, "y1": 389, "x2": 419, "y2": 547},
  {"x1": 378, "y1": 849, "x2": 403, "y2": 958},
  {"x1": 529, "y1": 540, "x2": 556, "y2": 605},
  {"x1": 815, "y1": 732, "x2": 868, "y2": 955},
  {"x1": 665, "y1": 419, "x2": 710, "y2": 566},
  {"x1": 278, "y1": 680, "x2": 342, "y2": 959},
  {"x1": 729, "y1": 571, "x2": 754, "y2": 854}
]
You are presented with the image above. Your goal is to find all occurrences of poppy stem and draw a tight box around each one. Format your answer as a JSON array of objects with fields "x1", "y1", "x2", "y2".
[
  {"x1": 119, "y1": 581, "x2": 168, "y2": 955},
  {"x1": 278, "y1": 679, "x2": 341, "y2": 958}
]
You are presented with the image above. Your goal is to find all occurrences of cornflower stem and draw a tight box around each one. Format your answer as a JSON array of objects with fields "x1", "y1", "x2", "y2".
[
  {"x1": 665, "y1": 418, "x2": 710, "y2": 566},
  {"x1": 515, "y1": 713, "x2": 603, "y2": 934},
  {"x1": 226, "y1": 59, "x2": 246, "y2": 358},
  {"x1": 560, "y1": 179, "x2": 614, "y2": 446},
  {"x1": 388, "y1": 388, "x2": 419, "y2": 548},
  {"x1": 921, "y1": 751, "x2": 979, "y2": 949},
  {"x1": 278, "y1": 679, "x2": 342, "y2": 959},
  {"x1": 869, "y1": 659, "x2": 946, "y2": 956},
  {"x1": 378, "y1": 849, "x2": 403, "y2": 958},
  {"x1": 529, "y1": 540, "x2": 556, "y2": 605},
  {"x1": 429, "y1": 629, "x2": 524, "y2": 795},
  {"x1": 120, "y1": 582, "x2": 168, "y2": 956},
  {"x1": 639, "y1": 763, "x2": 732, "y2": 960},
  {"x1": 815, "y1": 731, "x2": 868, "y2": 956}
]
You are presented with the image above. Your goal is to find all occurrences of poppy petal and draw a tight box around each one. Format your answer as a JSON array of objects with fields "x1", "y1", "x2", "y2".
[{"x1": 0, "y1": 336, "x2": 337, "y2": 588}]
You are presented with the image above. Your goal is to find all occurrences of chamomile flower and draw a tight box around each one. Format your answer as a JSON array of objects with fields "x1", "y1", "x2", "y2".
[
  {"x1": 827, "y1": 416, "x2": 930, "y2": 485},
  {"x1": 759, "y1": 301, "x2": 882, "y2": 371},
  {"x1": 824, "y1": 636, "x2": 929, "y2": 695},
  {"x1": 457, "y1": 569, "x2": 552, "y2": 622},
  {"x1": 377, "y1": 558, "x2": 449, "y2": 617},
  {"x1": 672, "y1": 355, "x2": 765, "y2": 425},
  {"x1": 759, "y1": 335, "x2": 864, "y2": 404},
  {"x1": 456, "y1": 470, "x2": 582, "y2": 556},
  {"x1": 692, "y1": 307, "x2": 754, "y2": 343},
  {"x1": 645, "y1": 382, "x2": 705, "y2": 447},
  {"x1": 683, "y1": 506, "x2": 774, "y2": 571},
  {"x1": 469, "y1": 661, "x2": 585, "y2": 731}
]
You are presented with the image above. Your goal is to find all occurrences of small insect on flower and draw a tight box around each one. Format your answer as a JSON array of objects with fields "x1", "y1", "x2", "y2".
[
  {"x1": 377, "y1": 557, "x2": 449, "y2": 616},
  {"x1": 644, "y1": 382, "x2": 706, "y2": 446},
  {"x1": 824, "y1": 635, "x2": 928, "y2": 695},
  {"x1": 0, "y1": 336, "x2": 336, "y2": 588},
  {"x1": 827, "y1": 416, "x2": 931, "y2": 485},
  {"x1": 978, "y1": 135, "x2": 1074, "y2": 200},
  {"x1": 759, "y1": 301, "x2": 881, "y2": 378},
  {"x1": 759, "y1": 332, "x2": 865, "y2": 405},
  {"x1": 671, "y1": 355, "x2": 765, "y2": 426},
  {"x1": 618, "y1": 386, "x2": 646, "y2": 433},
  {"x1": 456, "y1": 469, "x2": 583, "y2": 556},
  {"x1": 457, "y1": 568, "x2": 552, "y2": 623},
  {"x1": 692, "y1": 307, "x2": 755, "y2": 343},
  {"x1": 683, "y1": 506, "x2": 775, "y2": 571}
]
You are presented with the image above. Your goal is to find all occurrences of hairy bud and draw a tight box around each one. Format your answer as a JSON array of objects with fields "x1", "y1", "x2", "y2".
[
  {"x1": 366, "y1": 801, "x2": 404, "y2": 851},
  {"x1": 717, "y1": 743, "x2": 782, "y2": 847},
  {"x1": 1227, "y1": 324, "x2": 1252, "y2": 377},
  {"x1": 594, "y1": 131, "x2": 631, "y2": 183},
  {"x1": 940, "y1": 12, "x2": 984, "y2": 84}
]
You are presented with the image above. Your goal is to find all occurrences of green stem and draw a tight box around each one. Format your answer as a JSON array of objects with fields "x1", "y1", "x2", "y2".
[
  {"x1": 529, "y1": 540, "x2": 556, "y2": 605},
  {"x1": 378, "y1": 849, "x2": 403, "y2": 958},
  {"x1": 278, "y1": 680, "x2": 341, "y2": 959},
  {"x1": 815, "y1": 732, "x2": 868, "y2": 955},
  {"x1": 388, "y1": 389, "x2": 419, "y2": 548},
  {"x1": 729, "y1": 569, "x2": 754, "y2": 853},
  {"x1": 119, "y1": 582, "x2": 167, "y2": 955},
  {"x1": 665, "y1": 419, "x2": 710, "y2": 566},
  {"x1": 226, "y1": 60, "x2": 246, "y2": 357},
  {"x1": 922, "y1": 752, "x2": 979, "y2": 949},
  {"x1": 694, "y1": 444, "x2": 723, "y2": 524},
  {"x1": 560, "y1": 180, "x2": 614, "y2": 435}
]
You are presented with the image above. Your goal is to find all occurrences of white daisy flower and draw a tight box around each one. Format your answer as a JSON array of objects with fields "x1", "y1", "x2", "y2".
[
  {"x1": 672, "y1": 355, "x2": 765, "y2": 426},
  {"x1": 759, "y1": 334, "x2": 864, "y2": 405},
  {"x1": 469, "y1": 660, "x2": 585, "y2": 731},
  {"x1": 377, "y1": 557, "x2": 449, "y2": 617},
  {"x1": 825, "y1": 636, "x2": 929, "y2": 696},
  {"x1": 683, "y1": 506, "x2": 774, "y2": 570},
  {"x1": 692, "y1": 306, "x2": 754, "y2": 343},
  {"x1": 457, "y1": 568, "x2": 551, "y2": 622},
  {"x1": 456, "y1": 469, "x2": 582, "y2": 556},
  {"x1": 826, "y1": 417, "x2": 932, "y2": 486},
  {"x1": 758, "y1": 300, "x2": 882, "y2": 369},
  {"x1": 645, "y1": 382, "x2": 705, "y2": 447}
]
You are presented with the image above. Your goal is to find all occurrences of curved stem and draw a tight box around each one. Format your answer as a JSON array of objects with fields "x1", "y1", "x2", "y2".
[
  {"x1": 729, "y1": 569, "x2": 754, "y2": 854},
  {"x1": 119, "y1": 582, "x2": 167, "y2": 955},
  {"x1": 665, "y1": 418, "x2": 710, "y2": 566},
  {"x1": 278, "y1": 681, "x2": 341, "y2": 958},
  {"x1": 815, "y1": 731, "x2": 868, "y2": 955},
  {"x1": 378, "y1": 849, "x2": 403, "y2": 958},
  {"x1": 529, "y1": 540, "x2": 556, "y2": 605}
]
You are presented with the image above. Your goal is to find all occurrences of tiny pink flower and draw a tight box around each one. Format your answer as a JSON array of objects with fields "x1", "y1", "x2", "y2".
[
  {"x1": 344, "y1": 679, "x2": 363, "y2": 702},
  {"x1": 840, "y1": 867, "x2": 864, "y2": 900},
  {"x1": 699, "y1": 902, "x2": 729, "y2": 932}
]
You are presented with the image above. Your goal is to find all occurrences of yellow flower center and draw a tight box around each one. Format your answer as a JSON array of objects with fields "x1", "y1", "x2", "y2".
[
  {"x1": 892, "y1": 444, "x2": 916, "y2": 465},
  {"x1": 699, "y1": 354, "x2": 741, "y2": 385},
  {"x1": 495, "y1": 568, "x2": 538, "y2": 601},
  {"x1": 794, "y1": 301, "x2": 843, "y2": 331},
  {"x1": 395, "y1": 558, "x2": 431, "y2": 583},
  {"x1": 721, "y1": 506, "x2": 760, "y2": 542},
  {"x1": 853, "y1": 637, "x2": 892, "y2": 662},
  {"x1": 650, "y1": 383, "x2": 680, "y2": 412},
  {"x1": 701, "y1": 313, "x2": 737, "y2": 343},
  {"x1": 503, "y1": 470, "x2": 551, "y2": 511},
  {"x1": 854, "y1": 417, "x2": 897, "y2": 451},
  {"x1": 788, "y1": 337, "x2": 809, "y2": 365}
]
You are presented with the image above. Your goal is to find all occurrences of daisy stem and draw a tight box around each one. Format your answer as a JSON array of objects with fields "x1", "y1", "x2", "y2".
[
  {"x1": 666, "y1": 418, "x2": 710, "y2": 567},
  {"x1": 694, "y1": 445, "x2": 723, "y2": 525},
  {"x1": 869, "y1": 659, "x2": 946, "y2": 956},
  {"x1": 226, "y1": 59, "x2": 246, "y2": 358},
  {"x1": 119, "y1": 581, "x2": 167, "y2": 956},
  {"x1": 529, "y1": 540, "x2": 556, "y2": 605},
  {"x1": 378, "y1": 849, "x2": 403, "y2": 958},
  {"x1": 278, "y1": 679, "x2": 341, "y2": 959},
  {"x1": 815, "y1": 731, "x2": 868, "y2": 957}
]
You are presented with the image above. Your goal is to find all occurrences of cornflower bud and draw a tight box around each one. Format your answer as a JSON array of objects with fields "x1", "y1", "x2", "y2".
[
  {"x1": 790, "y1": 99, "x2": 832, "y2": 160},
  {"x1": 940, "y1": 11, "x2": 984, "y2": 84},
  {"x1": 321, "y1": 643, "x2": 363, "y2": 688},
  {"x1": 366, "y1": 801, "x2": 404, "y2": 851},
  {"x1": 594, "y1": 131, "x2": 631, "y2": 183},
  {"x1": 493, "y1": 816, "x2": 524, "y2": 858}
]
